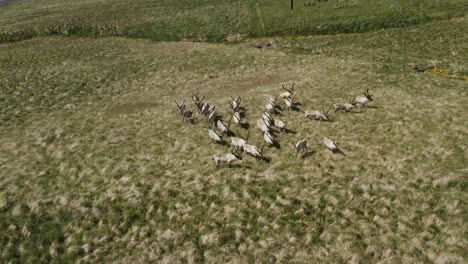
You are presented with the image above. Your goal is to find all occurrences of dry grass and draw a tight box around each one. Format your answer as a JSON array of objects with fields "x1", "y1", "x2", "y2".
[{"x1": 0, "y1": 16, "x2": 467, "y2": 263}]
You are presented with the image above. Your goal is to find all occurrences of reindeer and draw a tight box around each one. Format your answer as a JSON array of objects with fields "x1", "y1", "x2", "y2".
[
  {"x1": 208, "y1": 129, "x2": 223, "y2": 144},
  {"x1": 192, "y1": 92, "x2": 205, "y2": 108},
  {"x1": 231, "y1": 130, "x2": 249, "y2": 150},
  {"x1": 292, "y1": 139, "x2": 307, "y2": 157},
  {"x1": 213, "y1": 152, "x2": 242, "y2": 168},
  {"x1": 262, "y1": 112, "x2": 272, "y2": 127},
  {"x1": 273, "y1": 118, "x2": 286, "y2": 131},
  {"x1": 323, "y1": 137, "x2": 339, "y2": 152},
  {"x1": 279, "y1": 83, "x2": 295, "y2": 99},
  {"x1": 243, "y1": 143, "x2": 264, "y2": 159},
  {"x1": 355, "y1": 89, "x2": 373, "y2": 108},
  {"x1": 207, "y1": 107, "x2": 218, "y2": 124},
  {"x1": 265, "y1": 95, "x2": 278, "y2": 112},
  {"x1": 175, "y1": 100, "x2": 194, "y2": 122},
  {"x1": 263, "y1": 131, "x2": 275, "y2": 146},
  {"x1": 283, "y1": 96, "x2": 294, "y2": 110},
  {"x1": 229, "y1": 96, "x2": 242, "y2": 111},
  {"x1": 305, "y1": 109, "x2": 330, "y2": 121},
  {"x1": 257, "y1": 118, "x2": 270, "y2": 133},
  {"x1": 333, "y1": 99, "x2": 357, "y2": 112},
  {"x1": 232, "y1": 111, "x2": 241, "y2": 124},
  {"x1": 217, "y1": 118, "x2": 232, "y2": 135}
]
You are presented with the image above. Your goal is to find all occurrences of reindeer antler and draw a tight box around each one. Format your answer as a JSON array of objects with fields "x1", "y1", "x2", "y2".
[{"x1": 282, "y1": 84, "x2": 292, "y2": 93}]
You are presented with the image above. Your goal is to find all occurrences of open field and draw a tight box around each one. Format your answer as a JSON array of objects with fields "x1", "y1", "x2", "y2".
[
  {"x1": 0, "y1": 0, "x2": 467, "y2": 43},
  {"x1": 1, "y1": 1, "x2": 468, "y2": 263}
]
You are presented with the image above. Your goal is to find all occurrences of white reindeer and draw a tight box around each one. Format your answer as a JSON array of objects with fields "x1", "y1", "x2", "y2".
[
  {"x1": 323, "y1": 137, "x2": 339, "y2": 152},
  {"x1": 175, "y1": 100, "x2": 194, "y2": 122},
  {"x1": 333, "y1": 99, "x2": 357, "y2": 112},
  {"x1": 304, "y1": 109, "x2": 330, "y2": 121},
  {"x1": 279, "y1": 83, "x2": 295, "y2": 99},
  {"x1": 257, "y1": 118, "x2": 270, "y2": 133},
  {"x1": 213, "y1": 153, "x2": 242, "y2": 168},
  {"x1": 229, "y1": 96, "x2": 242, "y2": 111},
  {"x1": 265, "y1": 95, "x2": 278, "y2": 112},
  {"x1": 243, "y1": 143, "x2": 263, "y2": 158},
  {"x1": 231, "y1": 130, "x2": 249, "y2": 150},
  {"x1": 273, "y1": 118, "x2": 286, "y2": 131},
  {"x1": 284, "y1": 96, "x2": 294, "y2": 110},
  {"x1": 292, "y1": 139, "x2": 307, "y2": 157},
  {"x1": 192, "y1": 92, "x2": 205, "y2": 109},
  {"x1": 262, "y1": 112, "x2": 272, "y2": 127},
  {"x1": 207, "y1": 107, "x2": 218, "y2": 124},
  {"x1": 208, "y1": 129, "x2": 223, "y2": 143},
  {"x1": 263, "y1": 131, "x2": 275, "y2": 146},
  {"x1": 217, "y1": 119, "x2": 231, "y2": 135},
  {"x1": 355, "y1": 89, "x2": 373, "y2": 107},
  {"x1": 233, "y1": 111, "x2": 241, "y2": 125}
]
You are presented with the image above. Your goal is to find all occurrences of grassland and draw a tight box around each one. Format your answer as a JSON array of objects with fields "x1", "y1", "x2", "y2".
[
  {"x1": 0, "y1": 0, "x2": 467, "y2": 43},
  {"x1": 1, "y1": 0, "x2": 467, "y2": 263}
]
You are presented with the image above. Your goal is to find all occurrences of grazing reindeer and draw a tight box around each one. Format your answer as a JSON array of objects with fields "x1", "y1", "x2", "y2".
[
  {"x1": 262, "y1": 111, "x2": 271, "y2": 122},
  {"x1": 265, "y1": 95, "x2": 278, "y2": 112},
  {"x1": 355, "y1": 89, "x2": 373, "y2": 107},
  {"x1": 273, "y1": 118, "x2": 286, "y2": 131},
  {"x1": 201, "y1": 102, "x2": 215, "y2": 116},
  {"x1": 279, "y1": 83, "x2": 295, "y2": 99},
  {"x1": 192, "y1": 92, "x2": 205, "y2": 108},
  {"x1": 263, "y1": 131, "x2": 275, "y2": 146},
  {"x1": 305, "y1": 109, "x2": 330, "y2": 121},
  {"x1": 292, "y1": 139, "x2": 307, "y2": 157},
  {"x1": 243, "y1": 143, "x2": 264, "y2": 159},
  {"x1": 231, "y1": 130, "x2": 249, "y2": 150},
  {"x1": 333, "y1": 99, "x2": 357, "y2": 112},
  {"x1": 208, "y1": 129, "x2": 223, "y2": 144},
  {"x1": 175, "y1": 100, "x2": 194, "y2": 122},
  {"x1": 262, "y1": 112, "x2": 272, "y2": 127},
  {"x1": 217, "y1": 118, "x2": 232, "y2": 135},
  {"x1": 284, "y1": 96, "x2": 294, "y2": 110},
  {"x1": 229, "y1": 96, "x2": 242, "y2": 111},
  {"x1": 207, "y1": 107, "x2": 218, "y2": 124},
  {"x1": 213, "y1": 152, "x2": 242, "y2": 168},
  {"x1": 257, "y1": 118, "x2": 270, "y2": 133},
  {"x1": 323, "y1": 137, "x2": 339, "y2": 152},
  {"x1": 233, "y1": 111, "x2": 241, "y2": 124}
]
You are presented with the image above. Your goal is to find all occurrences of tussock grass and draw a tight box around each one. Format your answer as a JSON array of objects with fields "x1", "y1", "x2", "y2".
[{"x1": 0, "y1": 12, "x2": 467, "y2": 264}]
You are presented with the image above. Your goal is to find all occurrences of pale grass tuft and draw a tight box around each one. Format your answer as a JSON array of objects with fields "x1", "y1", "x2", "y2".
[{"x1": 200, "y1": 232, "x2": 219, "y2": 246}]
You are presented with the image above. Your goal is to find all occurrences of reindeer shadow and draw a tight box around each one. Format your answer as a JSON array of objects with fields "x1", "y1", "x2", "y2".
[
  {"x1": 225, "y1": 131, "x2": 236, "y2": 137},
  {"x1": 283, "y1": 128, "x2": 297, "y2": 134},
  {"x1": 239, "y1": 123, "x2": 250, "y2": 129},
  {"x1": 365, "y1": 105, "x2": 379, "y2": 109},
  {"x1": 291, "y1": 105, "x2": 301, "y2": 112},
  {"x1": 301, "y1": 150, "x2": 316, "y2": 158},
  {"x1": 216, "y1": 140, "x2": 229, "y2": 147},
  {"x1": 332, "y1": 149, "x2": 347, "y2": 156},
  {"x1": 272, "y1": 109, "x2": 283, "y2": 115},
  {"x1": 271, "y1": 141, "x2": 281, "y2": 149}
]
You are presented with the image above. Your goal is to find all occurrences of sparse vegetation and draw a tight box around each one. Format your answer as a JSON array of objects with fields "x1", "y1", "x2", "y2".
[{"x1": 0, "y1": 1, "x2": 467, "y2": 263}]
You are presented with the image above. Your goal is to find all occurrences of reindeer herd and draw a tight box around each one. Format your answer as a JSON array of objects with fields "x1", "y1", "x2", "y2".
[{"x1": 175, "y1": 84, "x2": 374, "y2": 168}]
